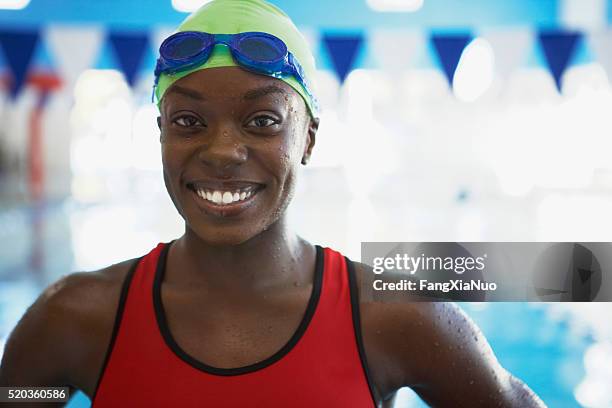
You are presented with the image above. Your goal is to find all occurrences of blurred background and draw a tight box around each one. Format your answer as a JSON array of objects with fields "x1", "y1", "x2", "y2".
[{"x1": 1, "y1": 0, "x2": 612, "y2": 406}]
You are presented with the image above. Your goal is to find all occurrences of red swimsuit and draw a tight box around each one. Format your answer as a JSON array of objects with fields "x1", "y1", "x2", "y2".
[{"x1": 92, "y1": 242, "x2": 376, "y2": 407}]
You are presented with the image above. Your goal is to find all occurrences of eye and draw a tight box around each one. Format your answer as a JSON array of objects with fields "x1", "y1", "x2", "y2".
[
  {"x1": 247, "y1": 115, "x2": 279, "y2": 128},
  {"x1": 173, "y1": 114, "x2": 205, "y2": 128}
]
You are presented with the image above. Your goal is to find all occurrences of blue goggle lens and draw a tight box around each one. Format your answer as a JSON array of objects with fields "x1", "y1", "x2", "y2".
[
  {"x1": 164, "y1": 35, "x2": 209, "y2": 59},
  {"x1": 237, "y1": 36, "x2": 284, "y2": 62}
]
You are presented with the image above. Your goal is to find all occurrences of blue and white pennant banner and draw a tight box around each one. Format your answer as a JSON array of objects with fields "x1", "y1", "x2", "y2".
[{"x1": 0, "y1": 25, "x2": 611, "y2": 100}]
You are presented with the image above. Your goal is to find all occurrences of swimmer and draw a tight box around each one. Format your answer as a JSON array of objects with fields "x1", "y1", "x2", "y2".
[{"x1": 0, "y1": 1, "x2": 545, "y2": 406}]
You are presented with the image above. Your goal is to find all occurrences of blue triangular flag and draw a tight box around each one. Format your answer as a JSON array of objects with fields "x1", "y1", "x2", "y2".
[
  {"x1": 0, "y1": 44, "x2": 6, "y2": 70},
  {"x1": 431, "y1": 33, "x2": 472, "y2": 87},
  {"x1": 538, "y1": 30, "x2": 582, "y2": 91},
  {"x1": 0, "y1": 29, "x2": 40, "y2": 98},
  {"x1": 108, "y1": 32, "x2": 150, "y2": 87},
  {"x1": 0, "y1": 46, "x2": 6, "y2": 89},
  {"x1": 0, "y1": 47, "x2": 5, "y2": 91},
  {"x1": 322, "y1": 33, "x2": 364, "y2": 84}
]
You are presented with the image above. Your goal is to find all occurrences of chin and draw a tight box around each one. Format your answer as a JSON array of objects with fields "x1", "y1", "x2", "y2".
[{"x1": 185, "y1": 221, "x2": 269, "y2": 247}]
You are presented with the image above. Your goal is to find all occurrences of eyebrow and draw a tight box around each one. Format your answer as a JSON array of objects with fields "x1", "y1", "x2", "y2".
[
  {"x1": 243, "y1": 85, "x2": 287, "y2": 101},
  {"x1": 166, "y1": 85, "x2": 206, "y2": 101}
]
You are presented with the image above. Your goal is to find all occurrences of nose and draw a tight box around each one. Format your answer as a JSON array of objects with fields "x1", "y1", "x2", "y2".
[{"x1": 197, "y1": 128, "x2": 248, "y2": 171}]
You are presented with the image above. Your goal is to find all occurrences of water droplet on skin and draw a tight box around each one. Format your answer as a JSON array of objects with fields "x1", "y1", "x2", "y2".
[
  {"x1": 457, "y1": 327, "x2": 462, "y2": 333},
  {"x1": 474, "y1": 336, "x2": 479, "y2": 342},
  {"x1": 376, "y1": 330, "x2": 381, "y2": 335},
  {"x1": 447, "y1": 319, "x2": 451, "y2": 325},
  {"x1": 434, "y1": 342, "x2": 440, "y2": 347},
  {"x1": 417, "y1": 321, "x2": 423, "y2": 326},
  {"x1": 469, "y1": 380, "x2": 474, "y2": 385}
]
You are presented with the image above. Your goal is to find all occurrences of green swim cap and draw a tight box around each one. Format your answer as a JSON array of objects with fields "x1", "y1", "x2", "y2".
[{"x1": 155, "y1": 0, "x2": 319, "y2": 118}]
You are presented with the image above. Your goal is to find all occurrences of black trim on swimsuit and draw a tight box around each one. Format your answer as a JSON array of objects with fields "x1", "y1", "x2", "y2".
[
  {"x1": 91, "y1": 257, "x2": 142, "y2": 403},
  {"x1": 346, "y1": 257, "x2": 379, "y2": 407},
  {"x1": 153, "y1": 242, "x2": 324, "y2": 376}
]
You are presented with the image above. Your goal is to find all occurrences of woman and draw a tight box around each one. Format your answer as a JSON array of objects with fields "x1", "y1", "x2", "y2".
[{"x1": 0, "y1": 0, "x2": 545, "y2": 406}]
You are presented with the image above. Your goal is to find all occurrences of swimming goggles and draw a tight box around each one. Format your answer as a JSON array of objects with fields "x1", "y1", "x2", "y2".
[{"x1": 153, "y1": 31, "x2": 318, "y2": 114}]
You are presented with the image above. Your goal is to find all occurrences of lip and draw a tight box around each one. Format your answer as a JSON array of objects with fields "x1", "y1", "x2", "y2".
[
  {"x1": 185, "y1": 180, "x2": 265, "y2": 218},
  {"x1": 187, "y1": 179, "x2": 264, "y2": 191}
]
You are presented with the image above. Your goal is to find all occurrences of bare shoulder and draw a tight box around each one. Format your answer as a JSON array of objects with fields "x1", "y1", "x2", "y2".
[
  {"x1": 0, "y1": 257, "x2": 140, "y2": 396},
  {"x1": 33, "y1": 257, "x2": 138, "y2": 333},
  {"x1": 352, "y1": 259, "x2": 479, "y2": 345},
  {"x1": 349, "y1": 259, "x2": 544, "y2": 407},
  {"x1": 352, "y1": 258, "x2": 492, "y2": 378}
]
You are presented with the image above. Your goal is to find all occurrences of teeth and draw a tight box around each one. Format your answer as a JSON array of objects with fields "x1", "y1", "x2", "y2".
[
  {"x1": 195, "y1": 187, "x2": 256, "y2": 205},
  {"x1": 222, "y1": 191, "x2": 233, "y2": 204}
]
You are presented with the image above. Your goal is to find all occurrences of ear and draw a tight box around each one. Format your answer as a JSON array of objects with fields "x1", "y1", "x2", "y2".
[
  {"x1": 301, "y1": 117, "x2": 319, "y2": 165},
  {"x1": 157, "y1": 116, "x2": 163, "y2": 142}
]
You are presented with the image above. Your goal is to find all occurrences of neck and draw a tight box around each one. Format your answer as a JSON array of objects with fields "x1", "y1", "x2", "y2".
[{"x1": 173, "y1": 217, "x2": 312, "y2": 291}]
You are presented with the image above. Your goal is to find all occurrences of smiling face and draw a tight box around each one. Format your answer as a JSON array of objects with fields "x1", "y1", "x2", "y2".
[{"x1": 159, "y1": 66, "x2": 317, "y2": 246}]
